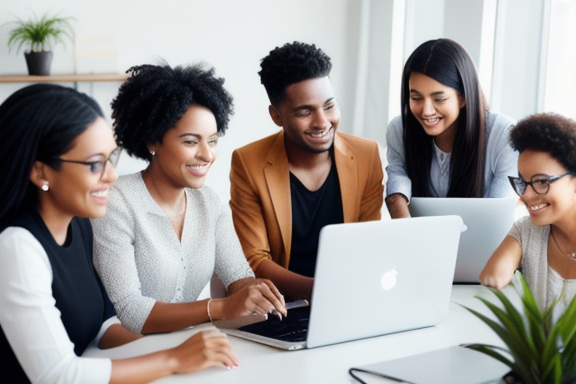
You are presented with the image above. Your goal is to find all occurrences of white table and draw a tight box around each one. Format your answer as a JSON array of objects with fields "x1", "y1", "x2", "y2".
[{"x1": 83, "y1": 285, "x2": 508, "y2": 383}]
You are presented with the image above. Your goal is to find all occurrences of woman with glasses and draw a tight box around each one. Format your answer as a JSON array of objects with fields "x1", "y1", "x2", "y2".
[
  {"x1": 385, "y1": 39, "x2": 518, "y2": 218},
  {"x1": 0, "y1": 84, "x2": 238, "y2": 384},
  {"x1": 480, "y1": 113, "x2": 576, "y2": 317},
  {"x1": 91, "y1": 63, "x2": 286, "y2": 336}
]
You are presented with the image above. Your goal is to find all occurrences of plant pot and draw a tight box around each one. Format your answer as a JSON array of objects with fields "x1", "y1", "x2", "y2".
[
  {"x1": 500, "y1": 371, "x2": 524, "y2": 384},
  {"x1": 24, "y1": 51, "x2": 53, "y2": 76}
]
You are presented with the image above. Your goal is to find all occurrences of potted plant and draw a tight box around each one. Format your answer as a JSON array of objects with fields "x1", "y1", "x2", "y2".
[
  {"x1": 7, "y1": 12, "x2": 74, "y2": 76},
  {"x1": 462, "y1": 274, "x2": 576, "y2": 384}
]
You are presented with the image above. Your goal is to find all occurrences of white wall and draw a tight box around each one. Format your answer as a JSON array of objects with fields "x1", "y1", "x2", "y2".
[{"x1": 0, "y1": 0, "x2": 361, "y2": 201}]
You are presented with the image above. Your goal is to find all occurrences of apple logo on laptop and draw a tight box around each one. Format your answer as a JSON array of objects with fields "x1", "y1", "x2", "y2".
[{"x1": 380, "y1": 268, "x2": 398, "y2": 290}]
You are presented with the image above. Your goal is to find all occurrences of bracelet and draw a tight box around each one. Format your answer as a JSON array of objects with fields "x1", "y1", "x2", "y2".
[{"x1": 207, "y1": 299, "x2": 213, "y2": 322}]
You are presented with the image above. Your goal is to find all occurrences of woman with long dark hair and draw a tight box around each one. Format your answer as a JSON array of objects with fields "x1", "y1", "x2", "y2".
[
  {"x1": 0, "y1": 84, "x2": 238, "y2": 384},
  {"x1": 385, "y1": 38, "x2": 517, "y2": 218}
]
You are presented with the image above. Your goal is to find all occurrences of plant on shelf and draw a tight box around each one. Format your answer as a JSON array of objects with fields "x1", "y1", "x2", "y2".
[
  {"x1": 462, "y1": 274, "x2": 576, "y2": 384},
  {"x1": 6, "y1": 12, "x2": 74, "y2": 76}
]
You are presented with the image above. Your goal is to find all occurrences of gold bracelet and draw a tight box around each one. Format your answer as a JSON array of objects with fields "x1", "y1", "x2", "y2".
[{"x1": 207, "y1": 299, "x2": 213, "y2": 322}]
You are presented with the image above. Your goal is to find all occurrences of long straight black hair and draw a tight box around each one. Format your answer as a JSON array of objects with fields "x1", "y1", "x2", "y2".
[
  {"x1": 0, "y1": 83, "x2": 103, "y2": 229},
  {"x1": 401, "y1": 38, "x2": 487, "y2": 197}
]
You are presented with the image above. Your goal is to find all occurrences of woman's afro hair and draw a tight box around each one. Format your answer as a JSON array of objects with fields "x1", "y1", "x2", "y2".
[
  {"x1": 112, "y1": 62, "x2": 234, "y2": 161},
  {"x1": 510, "y1": 112, "x2": 576, "y2": 173}
]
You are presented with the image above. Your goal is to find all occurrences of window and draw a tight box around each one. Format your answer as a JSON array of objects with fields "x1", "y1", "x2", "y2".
[{"x1": 544, "y1": 0, "x2": 576, "y2": 118}]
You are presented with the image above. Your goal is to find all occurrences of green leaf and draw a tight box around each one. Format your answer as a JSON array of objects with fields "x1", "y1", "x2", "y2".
[
  {"x1": 461, "y1": 302, "x2": 537, "y2": 379},
  {"x1": 541, "y1": 326, "x2": 562, "y2": 380},
  {"x1": 556, "y1": 296, "x2": 576, "y2": 383},
  {"x1": 513, "y1": 276, "x2": 549, "y2": 352},
  {"x1": 484, "y1": 288, "x2": 540, "y2": 357},
  {"x1": 4, "y1": 11, "x2": 74, "y2": 54},
  {"x1": 556, "y1": 295, "x2": 576, "y2": 344},
  {"x1": 463, "y1": 343, "x2": 515, "y2": 368},
  {"x1": 516, "y1": 275, "x2": 543, "y2": 323}
]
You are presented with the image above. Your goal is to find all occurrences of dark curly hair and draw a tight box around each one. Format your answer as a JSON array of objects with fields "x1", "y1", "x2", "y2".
[
  {"x1": 112, "y1": 62, "x2": 234, "y2": 161},
  {"x1": 259, "y1": 41, "x2": 332, "y2": 106},
  {"x1": 509, "y1": 112, "x2": 576, "y2": 173}
]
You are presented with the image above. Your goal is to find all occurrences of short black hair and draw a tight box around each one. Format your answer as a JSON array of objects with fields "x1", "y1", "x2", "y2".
[
  {"x1": 510, "y1": 112, "x2": 576, "y2": 173},
  {"x1": 258, "y1": 41, "x2": 332, "y2": 106},
  {"x1": 112, "y1": 62, "x2": 234, "y2": 161}
]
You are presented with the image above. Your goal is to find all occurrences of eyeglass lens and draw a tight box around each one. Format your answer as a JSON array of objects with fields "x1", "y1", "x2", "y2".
[{"x1": 96, "y1": 148, "x2": 122, "y2": 177}]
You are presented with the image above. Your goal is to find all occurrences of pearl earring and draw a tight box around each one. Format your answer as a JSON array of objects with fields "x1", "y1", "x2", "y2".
[
  {"x1": 41, "y1": 182, "x2": 49, "y2": 192},
  {"x1": 150, "y1": 151, "x2": 156, "y2": 156}
]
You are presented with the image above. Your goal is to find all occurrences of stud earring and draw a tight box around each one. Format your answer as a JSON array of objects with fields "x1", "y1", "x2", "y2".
[
  {"x1": 150, "y1": 151, "x2": 156, "y2": 156},
  {"x1": 41, "y1": 182, "x2": 49, "y2": 192}
]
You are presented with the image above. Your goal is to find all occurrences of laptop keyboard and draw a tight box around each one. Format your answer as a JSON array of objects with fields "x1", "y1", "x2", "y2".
[{"x1": 238, "y1": 305, "x2": 310, "y2": 342}]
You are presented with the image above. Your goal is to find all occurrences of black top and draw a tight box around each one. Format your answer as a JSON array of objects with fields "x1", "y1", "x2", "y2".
[
  {"x1": 288, "y1": 162, "x2": 344, "y2": 277},
  {"x1": 0, "y1": 204, "x2": 115, "y2": 384}
]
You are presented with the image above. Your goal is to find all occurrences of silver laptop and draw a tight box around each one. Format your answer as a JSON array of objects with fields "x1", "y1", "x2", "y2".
[
  {"x1": 409, "y1": 197, "x2": 518, "y2": 283},
  {"x1": 215, "y1": 216, "x2": 463, "y2": 350},
  {"x1": 350, "y1": 345, "x2": 510, "y2": 384}
]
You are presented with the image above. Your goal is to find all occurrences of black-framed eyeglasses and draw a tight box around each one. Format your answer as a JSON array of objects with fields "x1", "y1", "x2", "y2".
[
  {"x1": 508, "y1": 172, "x2": 572, "y2": 196},
  {"x1": 55, "y1": 147, "x2": 122, "y2": 180}
]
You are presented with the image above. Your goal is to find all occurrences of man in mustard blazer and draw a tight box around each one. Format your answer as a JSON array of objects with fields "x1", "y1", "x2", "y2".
[{"x1": 230, "y1": 42, "x2": 384, "y2": 301}]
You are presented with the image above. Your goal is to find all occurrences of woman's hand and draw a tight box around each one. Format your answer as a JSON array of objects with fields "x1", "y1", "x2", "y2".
[
  {"x1": 170, "y1": 329, "x2": 238, "y2": 373},
  {"x1": 110, "y1": 329, "x2": 237, "y2": 383},
  {"x1": 214, "y1": 278, "x2": 287, "y2": 320}
]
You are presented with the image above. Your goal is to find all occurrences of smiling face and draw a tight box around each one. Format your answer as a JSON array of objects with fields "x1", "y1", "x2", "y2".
[
  {"x1": 271, "y1": 76, "x2": 340, "y2": 155},
  {"x1": 408, "y1": 72, "x2": 465, "y2": 152},
  {"x1": 517, "y1": 149, "x2": 576, "y2": 227},
  {"x1": 35, "y1": 117, "x2": 119, "y2": 221},
  {"x1": 149, "y1": 104, "x2": 218, "y2": 190}
]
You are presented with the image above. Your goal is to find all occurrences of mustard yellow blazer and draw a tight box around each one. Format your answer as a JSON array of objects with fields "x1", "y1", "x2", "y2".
[{"x1": 230, "y1": 130, "x2": 384, "y2": 272}]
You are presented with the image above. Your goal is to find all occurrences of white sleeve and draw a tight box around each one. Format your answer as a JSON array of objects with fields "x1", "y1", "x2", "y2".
[{"x1": 0, "y1": 227, "x2": 112, "y2": 384}]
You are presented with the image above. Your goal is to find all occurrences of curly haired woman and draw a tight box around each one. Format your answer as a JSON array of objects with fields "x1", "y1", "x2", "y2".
[
  {"x1": 92, "y1": 63, "x2": 286, "y2": 335},
  {"x1": 481, "y1": 113, "x2": 576, "y2": 320}
]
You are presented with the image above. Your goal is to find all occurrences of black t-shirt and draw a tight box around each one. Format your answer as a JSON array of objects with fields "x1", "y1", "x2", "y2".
[
  {"x1": 0, "y1": 204, "x2": 115, "y2": 384},
  {"x1": 288, "y1": 162, "x2": 344, "y2": 277}
]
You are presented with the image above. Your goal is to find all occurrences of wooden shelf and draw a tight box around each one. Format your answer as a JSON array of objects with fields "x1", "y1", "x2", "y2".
[{"x1": 0, "y1": 73, "x2": 128, "y2": 83}]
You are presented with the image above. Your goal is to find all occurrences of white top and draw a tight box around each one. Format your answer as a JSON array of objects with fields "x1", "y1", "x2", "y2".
[
  {"x1": 386, "y1": 110, "x2": 518, "y2": 200},
  {"x1": 0, "y1": 227, "x2": 114, "y2": 384},
  {"x1": 92, "y1": 172, "x2": 254, "y2": 333},
  {"x1": 509, "y1": 216, "x2": 576, "y2": 320}
]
